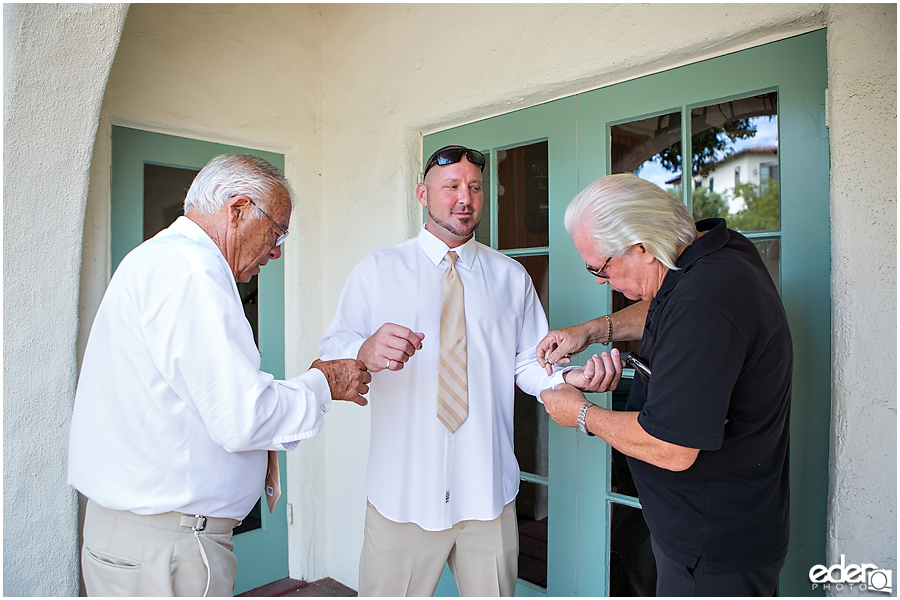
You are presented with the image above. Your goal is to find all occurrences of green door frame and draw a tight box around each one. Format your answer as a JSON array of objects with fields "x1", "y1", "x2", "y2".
[
  {"x1": 111, "y1": 126, "x2": 289, "y2": 595},
  {"x1": 424, "y1": 30, "x2": 829, "y2": 597}
]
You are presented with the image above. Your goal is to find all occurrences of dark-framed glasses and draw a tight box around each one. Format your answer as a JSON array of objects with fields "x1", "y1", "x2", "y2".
[
  {"x1": 248, "y1": 198, "x2": 289, "y2": 246},
  {"x1": 424, "y1": 146, "x2": 486, "y2": 176},
  {"x1": 586, "y1": 255, "x2": 612, "y2": 279}
]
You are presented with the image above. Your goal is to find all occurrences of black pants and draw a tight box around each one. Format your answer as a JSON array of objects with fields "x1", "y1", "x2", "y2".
[{"x1": 651, "y1": 536, "x2": 784, "y2": 597}]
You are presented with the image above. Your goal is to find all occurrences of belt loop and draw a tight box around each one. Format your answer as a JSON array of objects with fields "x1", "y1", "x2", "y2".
[{"x1": 179, "y1": 514, "x2": 207, "y2": 532}]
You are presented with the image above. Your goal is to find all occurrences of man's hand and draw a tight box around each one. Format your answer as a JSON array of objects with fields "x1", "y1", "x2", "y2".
[
  {"x1": 358, "y1": 323, "x2": 425, "y2": 372},
  {"x1": 310, "y1": 359, "x2": 372, "y2": 406},
  {"x1": 537, "y1": 324, "x2": 592, "y2": 376},
  {"x1": 540, "y1": 383, "x2": 588, "y2": 428},
  {"x1": 563, "y1": 349, "x2": 624, "y2": 393}
]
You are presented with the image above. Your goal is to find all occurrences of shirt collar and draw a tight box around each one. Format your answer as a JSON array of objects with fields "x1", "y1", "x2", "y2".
[
  {"x1": 675, "y1": 218, "x2": 728, "y2": 269},
  {"x1": 655, "y1": 218, "x2": 728, "y2": 300},
  {"x1": 417, "y1": 225, "x2": 478, "y2": 269},
  {"x1": 170, "y1": 216, "x2": 222, "y2": 254}
]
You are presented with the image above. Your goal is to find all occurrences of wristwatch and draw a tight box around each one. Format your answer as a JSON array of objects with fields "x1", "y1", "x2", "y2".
[{"x1": 578, "y1": 401, "x2": 596, "y2": 436}]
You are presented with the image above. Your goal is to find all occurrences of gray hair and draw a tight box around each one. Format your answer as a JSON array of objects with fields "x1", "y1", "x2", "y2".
[
  {"x1": 565, "y1": 173, "x2": 697, "y2": 271},
  {"x1": 183, "y1": 154, "x2": 295, "y2": 217}
]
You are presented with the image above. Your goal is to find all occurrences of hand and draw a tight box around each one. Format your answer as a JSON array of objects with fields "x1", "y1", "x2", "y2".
[
  {"x1": 537, "y1": 324, "x2": 591, "y2": 376},
  {"x1": 540, "y1": 383, "x2": 588, "y2": 428},
  {"x1": 358, "y1": 323, "x2": 425, "y2": 372},
  {"x1": 563, "y1": 349, "x2": 624, "y2": 393},
  {"x1": 310, "y1": 358, "x2": 372, "y2": 406}
]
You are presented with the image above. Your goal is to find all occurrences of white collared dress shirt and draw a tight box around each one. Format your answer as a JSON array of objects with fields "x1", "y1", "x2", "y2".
[
  {"x1": 68, "y1": 217, "x2": 331, "y2": 520},
  {"x1": 320, "y1": 226, "x2": 564, "y2": 531}
]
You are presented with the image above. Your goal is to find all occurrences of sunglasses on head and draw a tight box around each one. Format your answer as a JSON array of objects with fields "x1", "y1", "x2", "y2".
[{"x1": 424, "y1": 146, "x2": 486, "y2": 176}]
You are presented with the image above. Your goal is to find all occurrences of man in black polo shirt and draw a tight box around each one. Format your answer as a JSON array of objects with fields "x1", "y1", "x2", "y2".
[{"x1": 538, "y1": 173, "x2": 792, "y2": 596}]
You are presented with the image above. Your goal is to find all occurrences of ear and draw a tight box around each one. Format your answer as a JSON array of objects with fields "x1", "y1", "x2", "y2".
[
  {"x1": 636, "y1": 243, "x2": 656, "y2": 264},
  {"x1": 416, "y1": 182, "x2": 428, "y2": 208},
  {"x1": 226, "y1": 194, "x2": 252, "y2": 227}
]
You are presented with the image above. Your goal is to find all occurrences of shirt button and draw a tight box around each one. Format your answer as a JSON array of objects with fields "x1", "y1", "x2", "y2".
[{"x1": 321, "y1": 404, "x2": 327, "y2": 413}]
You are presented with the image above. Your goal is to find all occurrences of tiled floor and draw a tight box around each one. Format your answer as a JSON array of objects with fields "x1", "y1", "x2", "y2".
[{"x1": 239, "y1": 578, "x2": 356, "y2": 597}]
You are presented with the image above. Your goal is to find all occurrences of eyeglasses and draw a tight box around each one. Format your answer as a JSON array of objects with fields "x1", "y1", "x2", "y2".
[
  {"x1": 586, "y1": 256, "x2": 612, "y2": 279},
  {"x1": 248, "y1": 198, "x2": 289, "y2": 246},
  {"x1": 424, "y1": 146, "x2": 486, "y2": 176}
]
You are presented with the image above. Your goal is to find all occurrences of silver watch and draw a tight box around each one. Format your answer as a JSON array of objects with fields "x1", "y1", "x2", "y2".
[{"x1": 578, "y1": 401, "x2": 596, "y2": 436}]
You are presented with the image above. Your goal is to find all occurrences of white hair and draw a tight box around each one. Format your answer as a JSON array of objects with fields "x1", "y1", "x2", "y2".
[
  {"x1": 565, "y1": 173, "x2": 697, "y2": 271},
  {"x1": 183, "y1": 154, "x2": 295, "y2": 217}
]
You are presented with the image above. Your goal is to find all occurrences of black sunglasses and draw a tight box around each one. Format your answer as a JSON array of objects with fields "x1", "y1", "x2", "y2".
[{"x1": 424, "y1": 146, "x2": 486, "y2": 176}]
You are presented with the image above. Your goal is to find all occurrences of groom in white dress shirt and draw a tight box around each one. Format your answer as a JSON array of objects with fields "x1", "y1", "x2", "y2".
[{"x1": 320, "y1": 146, "x2": 604, "y2": 596}]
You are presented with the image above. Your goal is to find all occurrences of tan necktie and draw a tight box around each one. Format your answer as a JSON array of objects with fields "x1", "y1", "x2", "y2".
[
  {"x1": 437, "y1": 251, "x2": 468, "y2": 433},
  {"x1": 265, "y1": 450, "x2": 281, "y2": 513}
]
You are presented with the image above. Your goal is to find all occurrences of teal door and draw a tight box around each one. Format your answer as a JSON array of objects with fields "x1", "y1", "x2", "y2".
[
  {"x1": 425, "y1": 30, "x2": 829, "y2": 597},
  {"x1": 111, "y1": 126, "x2": 289, "y2": 594}
]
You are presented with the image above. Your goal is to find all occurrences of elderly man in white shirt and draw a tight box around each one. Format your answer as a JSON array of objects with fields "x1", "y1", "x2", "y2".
[
  {"x1": 68, "y1": 154, "x2": 371, "y2": 597},
  {"x1": 319, "y1": 146, "x2": 610, "y2": 597}
]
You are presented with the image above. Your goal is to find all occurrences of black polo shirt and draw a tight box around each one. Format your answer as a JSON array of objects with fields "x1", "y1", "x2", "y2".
[{"x1": 625, "y1": 218, "x2": 792, "y2": 573}]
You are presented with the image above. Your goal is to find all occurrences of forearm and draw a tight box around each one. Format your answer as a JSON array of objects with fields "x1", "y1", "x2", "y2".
[
  {"x1": 610, "y1": 301, "x2": 649, "y2": 342},
  {"x1": 584, "y1": 405, "x2": 698, "y2": 471},
  {"x1": 576, "y1": 301, "x2": 648, "y2": 345}
]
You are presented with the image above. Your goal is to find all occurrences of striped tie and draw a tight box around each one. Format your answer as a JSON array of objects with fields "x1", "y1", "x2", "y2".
[{"x1": 437, "y1": 251, "x2": 468, "y2": 433}]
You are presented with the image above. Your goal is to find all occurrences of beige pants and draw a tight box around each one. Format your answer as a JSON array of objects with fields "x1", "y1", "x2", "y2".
[
  {"x1": 81, "y1": 499, "x2": 239, "y2": 597},
  {"x1": 358, "y1": 500, "x2": 518, "y2": 597}
]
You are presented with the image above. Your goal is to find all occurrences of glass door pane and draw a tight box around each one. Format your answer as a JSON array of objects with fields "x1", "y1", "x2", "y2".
[
  {"x1": 690, "y1": 92, "x2": 779, "y2": 231},
  {"x1": 498, "y1": 140, "x2": 552, "y2": 589},
  {"x1": 609, "y1": 501, "x2": 656, "y2": 596}
]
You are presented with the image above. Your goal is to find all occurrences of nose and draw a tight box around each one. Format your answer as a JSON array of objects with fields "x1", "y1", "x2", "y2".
[
  {"x1": 458, "y1": 186, "x2": 474, "y2": 206},
  {"x1": 595, "y1": 276, "x2": 608, "y2": 285},
  {"x1": 269, "y1": 244, "x2": 282, "y2": 261}
]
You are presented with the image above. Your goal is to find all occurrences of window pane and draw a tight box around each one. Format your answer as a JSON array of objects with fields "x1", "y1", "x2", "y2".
[
  {"x1": 513, "y1": 255, "x2": 549, "y2": 479},
  {"x1": 610, "y1": 110, "x2": 682, "y2": 189},
  {"x1": 609, "y1": 502, "x2": 657, "y2": 596},
  {"x1": 474, "y1": 151, "x2": 492, "y2": 246},
  {"x1": 609, "y1": 378, "x2": 639, "y2": 498},
  {"x1": 690, "y1": 92, "x2": 779, "y2": 232},
  {"x1": 514, "y1": 386, "x2": 549, "y2": 479},
  {"x1": 517, "y1": 479, "x2": 549, "y2": 589},
  {"x1": 753, "y1": 237, "x2": 781, "y2": 294},
  {"x1": 496, "y1": 142, "x2": 549, "y2": 250},
  {"x1": 515, "y1": 255, "x2": 549, "y2": 320}
]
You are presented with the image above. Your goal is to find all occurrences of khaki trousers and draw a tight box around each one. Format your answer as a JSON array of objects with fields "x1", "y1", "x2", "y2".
[
  {"x1": 81, "y1": 499, "x2": 239, "y2": 597},
  {"x1": 358, "y1": 500, "x2": 518, "y2": 597}
]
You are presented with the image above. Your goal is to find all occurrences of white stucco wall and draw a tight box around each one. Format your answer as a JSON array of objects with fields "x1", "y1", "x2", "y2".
[
  {"x1": 825, "y1": 3, "x2": 898, "y2": 591},
  {"x1": 3, "y1": 3, "x2": 894, "y2": 596},
  {"x1": 2, "y1": 3, "x2": 129, "y2": 596}
]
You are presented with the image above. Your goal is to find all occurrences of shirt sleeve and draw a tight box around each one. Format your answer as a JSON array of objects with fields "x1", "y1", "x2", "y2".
[
  {"x1": 319, "y1": 262, "x2": 372, "y2": 361},
  {"x1": 140, "y1": 263, "x2": 330, "y2": 453},
  {"x1": 512, "y1": 275, "x2": 565, "y2": 397},
  {"x1": 637, "y1": 299, "x2": 745, "y2": 451}
]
